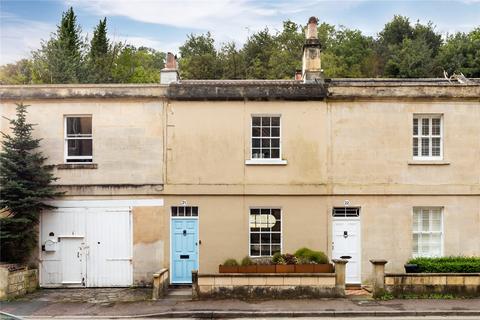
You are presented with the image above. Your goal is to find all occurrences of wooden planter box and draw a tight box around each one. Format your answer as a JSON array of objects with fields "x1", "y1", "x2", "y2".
[
  {"x1": 219, "y1": 265, "x2": 239, "y2": 273},
  {"x1": 314, "y1": 264, "x2": 334, "y2": 273},
  {"x1": 238, "y1": 265, "x2": 257, "y2": 273},
  {"x1": 256, "y1": 265, "x2": 276, "y2": 273},
  {"x1": 218, "y1": 263, "x2": 334, "y2": 274},
  {"x1": 275, "y1": 265, "x2": 295, "y2": 273},
  {"x1": 295, "y1": 264, "x2": 315, "y2": 273}
]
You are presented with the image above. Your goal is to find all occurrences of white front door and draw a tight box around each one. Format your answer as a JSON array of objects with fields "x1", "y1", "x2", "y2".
[
  {"x1": 332, "y1": 218, "x2": 361, "y2": 284},
  {"x1": 60, "y1": 237, "x2": 85, "y2": 285}
]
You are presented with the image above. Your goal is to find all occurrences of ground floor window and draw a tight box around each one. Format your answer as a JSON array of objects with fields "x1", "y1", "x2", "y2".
[
  {"x1": 249, "y1": 208, "x2": 281, "y2": 257},
  {"x1": 412, "y1": 207, "x2": 443, "y2": 257}
]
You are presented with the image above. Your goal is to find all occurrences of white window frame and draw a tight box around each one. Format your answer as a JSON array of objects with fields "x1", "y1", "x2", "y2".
[
  {"x1": 413, "y1": 114, "x2": 443, "y2": 161},
  {"x1": 64, "y1": 115, "x2": 93, "y2": 163},
  {"x1": 412, "y1": 207, "x2": 444, "y2": 258},
  {"x1": 248, "y1": 207, "x2": 282, "y2": 257},
  {"x1": 246, "y1": 114, "x2": 287, "y2": 165}
]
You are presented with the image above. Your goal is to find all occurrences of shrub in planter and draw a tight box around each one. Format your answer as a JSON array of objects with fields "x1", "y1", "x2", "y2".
[
  {"x1": 219, "y1": 258, "x2": 239, "y2": 273},
  {"x1": 272, "y1": 253, "x2": 296, "y2": 273},
  {"x1": 294, "y1": 247, "x2": 328, "y2": 264},
  {"x1": 238, "y1": 256, "x2": 257, "y2": 273},
  {"x1": 407, "y1": 256, "x2": 480, "y2": 273},
  {"x1": 253, "y1": 257, "x2": 276, "y2": 273}
]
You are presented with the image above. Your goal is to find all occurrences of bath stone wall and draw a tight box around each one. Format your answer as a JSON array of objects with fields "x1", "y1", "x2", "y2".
[
  {"x1": 0, "y1": 266, "x2": 38, "y2": 300},
  {"x1": 385, "y1": 273, "x2": 480, "y2": 297},
  {"x1": 193, "y1": 273, "x2": 342, "y2": 300}
]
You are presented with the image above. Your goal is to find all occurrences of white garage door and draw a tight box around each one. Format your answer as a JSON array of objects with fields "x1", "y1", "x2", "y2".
[{"x1": 40, "y1": 206, "x2": 132, "y2": 287}]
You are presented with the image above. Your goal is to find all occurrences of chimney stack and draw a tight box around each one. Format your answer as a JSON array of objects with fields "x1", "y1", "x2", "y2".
[
  {"x1": 302, "y1": 17, "x2": 322, "y2": 83},
  {"x1": 160, "y1": 52, "x2": 179, "y2": 84}
]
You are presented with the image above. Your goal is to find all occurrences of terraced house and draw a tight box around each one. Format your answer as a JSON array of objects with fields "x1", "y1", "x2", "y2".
[{"x1": 1, "y1": 18, "x2": 479, "y2": 288}]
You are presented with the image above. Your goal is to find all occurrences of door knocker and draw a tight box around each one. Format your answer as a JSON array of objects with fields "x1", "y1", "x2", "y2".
[
  {"x1": 183, "y1": 230, "x2": 187, "y2": 236},
  {"x1": 343, "y1": 231, "x2": 348, "y2": 238}
]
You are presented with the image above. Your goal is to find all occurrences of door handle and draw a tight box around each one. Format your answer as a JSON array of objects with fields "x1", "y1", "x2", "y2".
[
  {"x1": 340, "y1": 255, "x2": 352, "y2": 259},
  {"x1": 180, "y1": 255, "x2": 189, "y2": 259}
]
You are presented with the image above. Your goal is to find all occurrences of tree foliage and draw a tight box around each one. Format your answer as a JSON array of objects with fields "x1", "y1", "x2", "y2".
[
  {"x1": 0, "y1": 11, "x2": 479, "y2": 83},
  {"x1": 0, "y1": 103, "x2": 63, "y2": 263}
]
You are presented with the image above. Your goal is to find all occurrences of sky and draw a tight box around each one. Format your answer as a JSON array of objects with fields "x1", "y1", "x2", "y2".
[{"x1": 1, "y1": 0, "x2": 479, "y2": 64}]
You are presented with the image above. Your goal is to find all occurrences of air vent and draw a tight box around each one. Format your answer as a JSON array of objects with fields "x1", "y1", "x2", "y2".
[{"x1": 332, "y1": 207, "x2": 360, "y2": 217}]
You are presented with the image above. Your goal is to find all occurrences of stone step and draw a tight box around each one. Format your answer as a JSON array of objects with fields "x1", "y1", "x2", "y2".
[{"x1": 164, "y1": 288, "x2": 192, "y2": 300}]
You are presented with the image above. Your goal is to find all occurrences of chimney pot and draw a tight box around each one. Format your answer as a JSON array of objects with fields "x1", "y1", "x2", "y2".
[{"x1": 306, "y1": 16, "x2": 318, "y2": 39}]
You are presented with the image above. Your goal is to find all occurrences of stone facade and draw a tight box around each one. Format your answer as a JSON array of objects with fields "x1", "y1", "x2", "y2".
[{"x1": 0, "y1": 80, "x2": 479, "y2": 286}]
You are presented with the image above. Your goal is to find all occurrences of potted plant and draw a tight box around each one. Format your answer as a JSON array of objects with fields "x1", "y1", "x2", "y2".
[
  {"x1": 254, "y1": 257, "x2": 275, "y2": 273},
  {"x1": 294, "y1": 248, "x2": 333, "y2": 273},
  {"x1": 273, "y1": 253, "x2": 296, "y2": 273},
  {"x1": 219, "y1": 258, "x2": 239, "y2": 273},
  {"x1": 238, "y1": 256, "x2": 257, "y2": 273}
]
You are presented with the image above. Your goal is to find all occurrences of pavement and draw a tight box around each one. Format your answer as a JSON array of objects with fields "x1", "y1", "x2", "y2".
[{"x1": 1, "y1": 287, "x2": 480, "y2": 319}]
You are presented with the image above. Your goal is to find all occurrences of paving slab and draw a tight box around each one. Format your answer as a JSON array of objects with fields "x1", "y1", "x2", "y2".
[{"x1": 1, "y1": 288, "x2": 479, "y2": 318}]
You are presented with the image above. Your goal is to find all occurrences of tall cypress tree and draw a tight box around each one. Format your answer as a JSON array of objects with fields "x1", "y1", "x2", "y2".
[
  {"x1": 0, "y1": 103, "x2": 63, "y2": 263},
  {"x1": 33, "y1": 7, "x2": 84, "y2": 83},
  {"x1": 89, "y1": 18, "x2": 112, "y2": 83}
]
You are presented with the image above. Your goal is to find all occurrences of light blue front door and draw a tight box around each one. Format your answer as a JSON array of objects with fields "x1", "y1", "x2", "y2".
[{"x1": 171, "y1": 218, "x2": 198, "y2": 283}]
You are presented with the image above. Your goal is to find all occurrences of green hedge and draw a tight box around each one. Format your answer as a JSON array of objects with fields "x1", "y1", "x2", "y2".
[{"x1": 407, "y1": 256, "x2": 480, "y2": 273}]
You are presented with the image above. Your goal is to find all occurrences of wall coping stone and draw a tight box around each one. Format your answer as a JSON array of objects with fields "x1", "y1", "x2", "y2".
[{"x1": 198, "y1": 273, "x2": 336, "y2": 277}]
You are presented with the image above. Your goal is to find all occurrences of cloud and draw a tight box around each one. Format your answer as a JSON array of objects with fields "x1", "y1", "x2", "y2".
[{"x1": 0, "y1": 14, "x2": 55, "y2": 64}]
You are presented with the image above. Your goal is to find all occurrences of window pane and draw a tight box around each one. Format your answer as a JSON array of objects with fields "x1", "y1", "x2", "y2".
[
  {"x1": 192, "y1": 207, "x2": 198, "y2": 216},
  {"x1": 261, "y1": 149, "x2": 270, "y2": 158},
  {"x1": 67, "y1": 117, "x2": 92, "y2": 136},
  {"x1": 252, "y1": 149, "x2": 261, "y2": 158},
  {"x1": 271, "y1": 149, "x2": 280, "y2": 159},
  {"x1": 271, "y1": 233, "x2": 281, "y2": 244},
  {"x1": 271, "y1": 245, "x2": 281, "y2": 255},
  {"x1": 261, "y1": 139, "x2": 270, "y2": 147},
  {"x1": 412, "y1": 213, "x2": 419, "y2": 232},
  {"x1": 261, "y1": 245, "x2": 271, "y2": 256},
  {"x1": 171, "y1": 207, "x2": 178, "y2": 216},
  {"x1": 421, "y1": 138, "x2": 430, "y2": 156},
  {"x1": 251, "y1": 245, "x2": 260, "y2": 256},
  {"x1": 421, "y1": 233, "x2": 430, "y2": 254},
  {"x1": 271, "y1": 138, "x2": 280, "y2": 148},
  {"x1": 413, "y1": 137, "x2": 418, "y2": 156},
  {"x1": 178, "y1": 207, "x2": 185, "y2": 216},
  {"x1": 271, "y1": 127, "x2": 280, "y2": 137},
  {"x1": 432, "y1": 118, "x2": 441, "y2": 135},
  {"x1": 261, "y1": 128, "x2": 270, "y2": 137},
  {"x1": 252, "y1": 127, "x2": 260, "y2": 137},
  {"x1": 252, "y1": 138, "x2": 260, "y2": 148},
  {"x1": 422, "y1": 118, "x2": 429, "y2": 135},
  {"x1": 271, "y1": 117, "x2": 280, "y2": 126},
  {"x1": 430, "y1": 234, "x2": 441, "y2": 255},
  {"x1": 432, "y1": 138, "x2": 441, "y2": 156},
  {"x1": 412, "y1": 234, "x2": 419, "y2": 254},
  {"x1": 271, "y1": 209, "x2": 281, "y2": 220},
  {"x1": 261, "y1": 117, "x2": 270, "y2": 126},
  {"x1": 67, "y1": 139, "x2": 92, "y2": 157},
  {"x1": 413, "y1": 118, "x2": 418, "y2": 135},
  {"x1": 250, "y1": 233, "x2": 260, "y2": 244},
  {"x1": 261, "y1": 233, "x2": 270, "y2": 243},
  {"x1": 422, "y1": 212, "x2": 430, "y2": 231},
  {"x1": 252, "y1": 117, "x2": 260, "y2": 126}
]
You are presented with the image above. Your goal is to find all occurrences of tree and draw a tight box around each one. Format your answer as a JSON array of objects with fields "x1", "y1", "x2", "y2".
[
  {"x1": 243, "y1": 28, "x2": 276, "y2": 79},
  {"x1": 88, "y1": 18, "x2": 113, "y2": 83},
  {"x1": 0, "y1": 59, "x2": 33, "y2": 85},
  {"x1": 218, "y1": 42, "x2": 245, "y2": 79},
  {"x1": 32, "y1": 7, "x2": 85, "y2": 83},
  {"x1": 0, "y1": 103, "x2": 63, "y2": 263},
  {"x1": 178, "y1": 32, "x2": 220, "y2": 79},
  {"x1": 436, "y1": 28, "x2": 480, "y2": 77},
  {"x1": 385, "y1": 37, "x2": 435, "y2": 77},
  {"x1": 112, "y1": 45, "x2": 165, "y2": 83},
  {"x1": 267, "y1": 21, "x2": 304, "y2": 79}
]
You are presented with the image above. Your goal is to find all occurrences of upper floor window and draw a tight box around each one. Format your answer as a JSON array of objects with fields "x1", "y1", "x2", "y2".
[
  {"x1": 412, "y1": 207, "x2": 443, "y2": 257},
  {"x1": 413, "y1": 115, "x2": 442, "y2": 160},
  {"x1": 251, "y1": 115, "x2": 281, "y2": 160},
  {"x1": 65, "y1": 116, "x2": 92, "y2": 163}
]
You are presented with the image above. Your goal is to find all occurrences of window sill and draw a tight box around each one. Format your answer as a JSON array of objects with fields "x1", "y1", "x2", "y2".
[
  {"x1": 57, "y1": 163, "x2": 98, "y2": 169},
  {"x1": 408, "y1": 160, "x2": 450, "y2": 166},
  {"x1": 245, "y1": 159, "x2": 288, "y2": 165}
]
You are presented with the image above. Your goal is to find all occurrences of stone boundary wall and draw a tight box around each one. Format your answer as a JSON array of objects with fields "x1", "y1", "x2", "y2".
[
  {"x1": 0, "y1": 266, "x2": 38, "y2": 300},
  {"x1": 385, "y1": 273, "x2": 480, "y2": 297},
  {"x1": 193, "y1": 273, "x2": 343, "y2": 300},
  {"x1": 152, "y1": 268, "x2": 169, "y2": 300}
]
